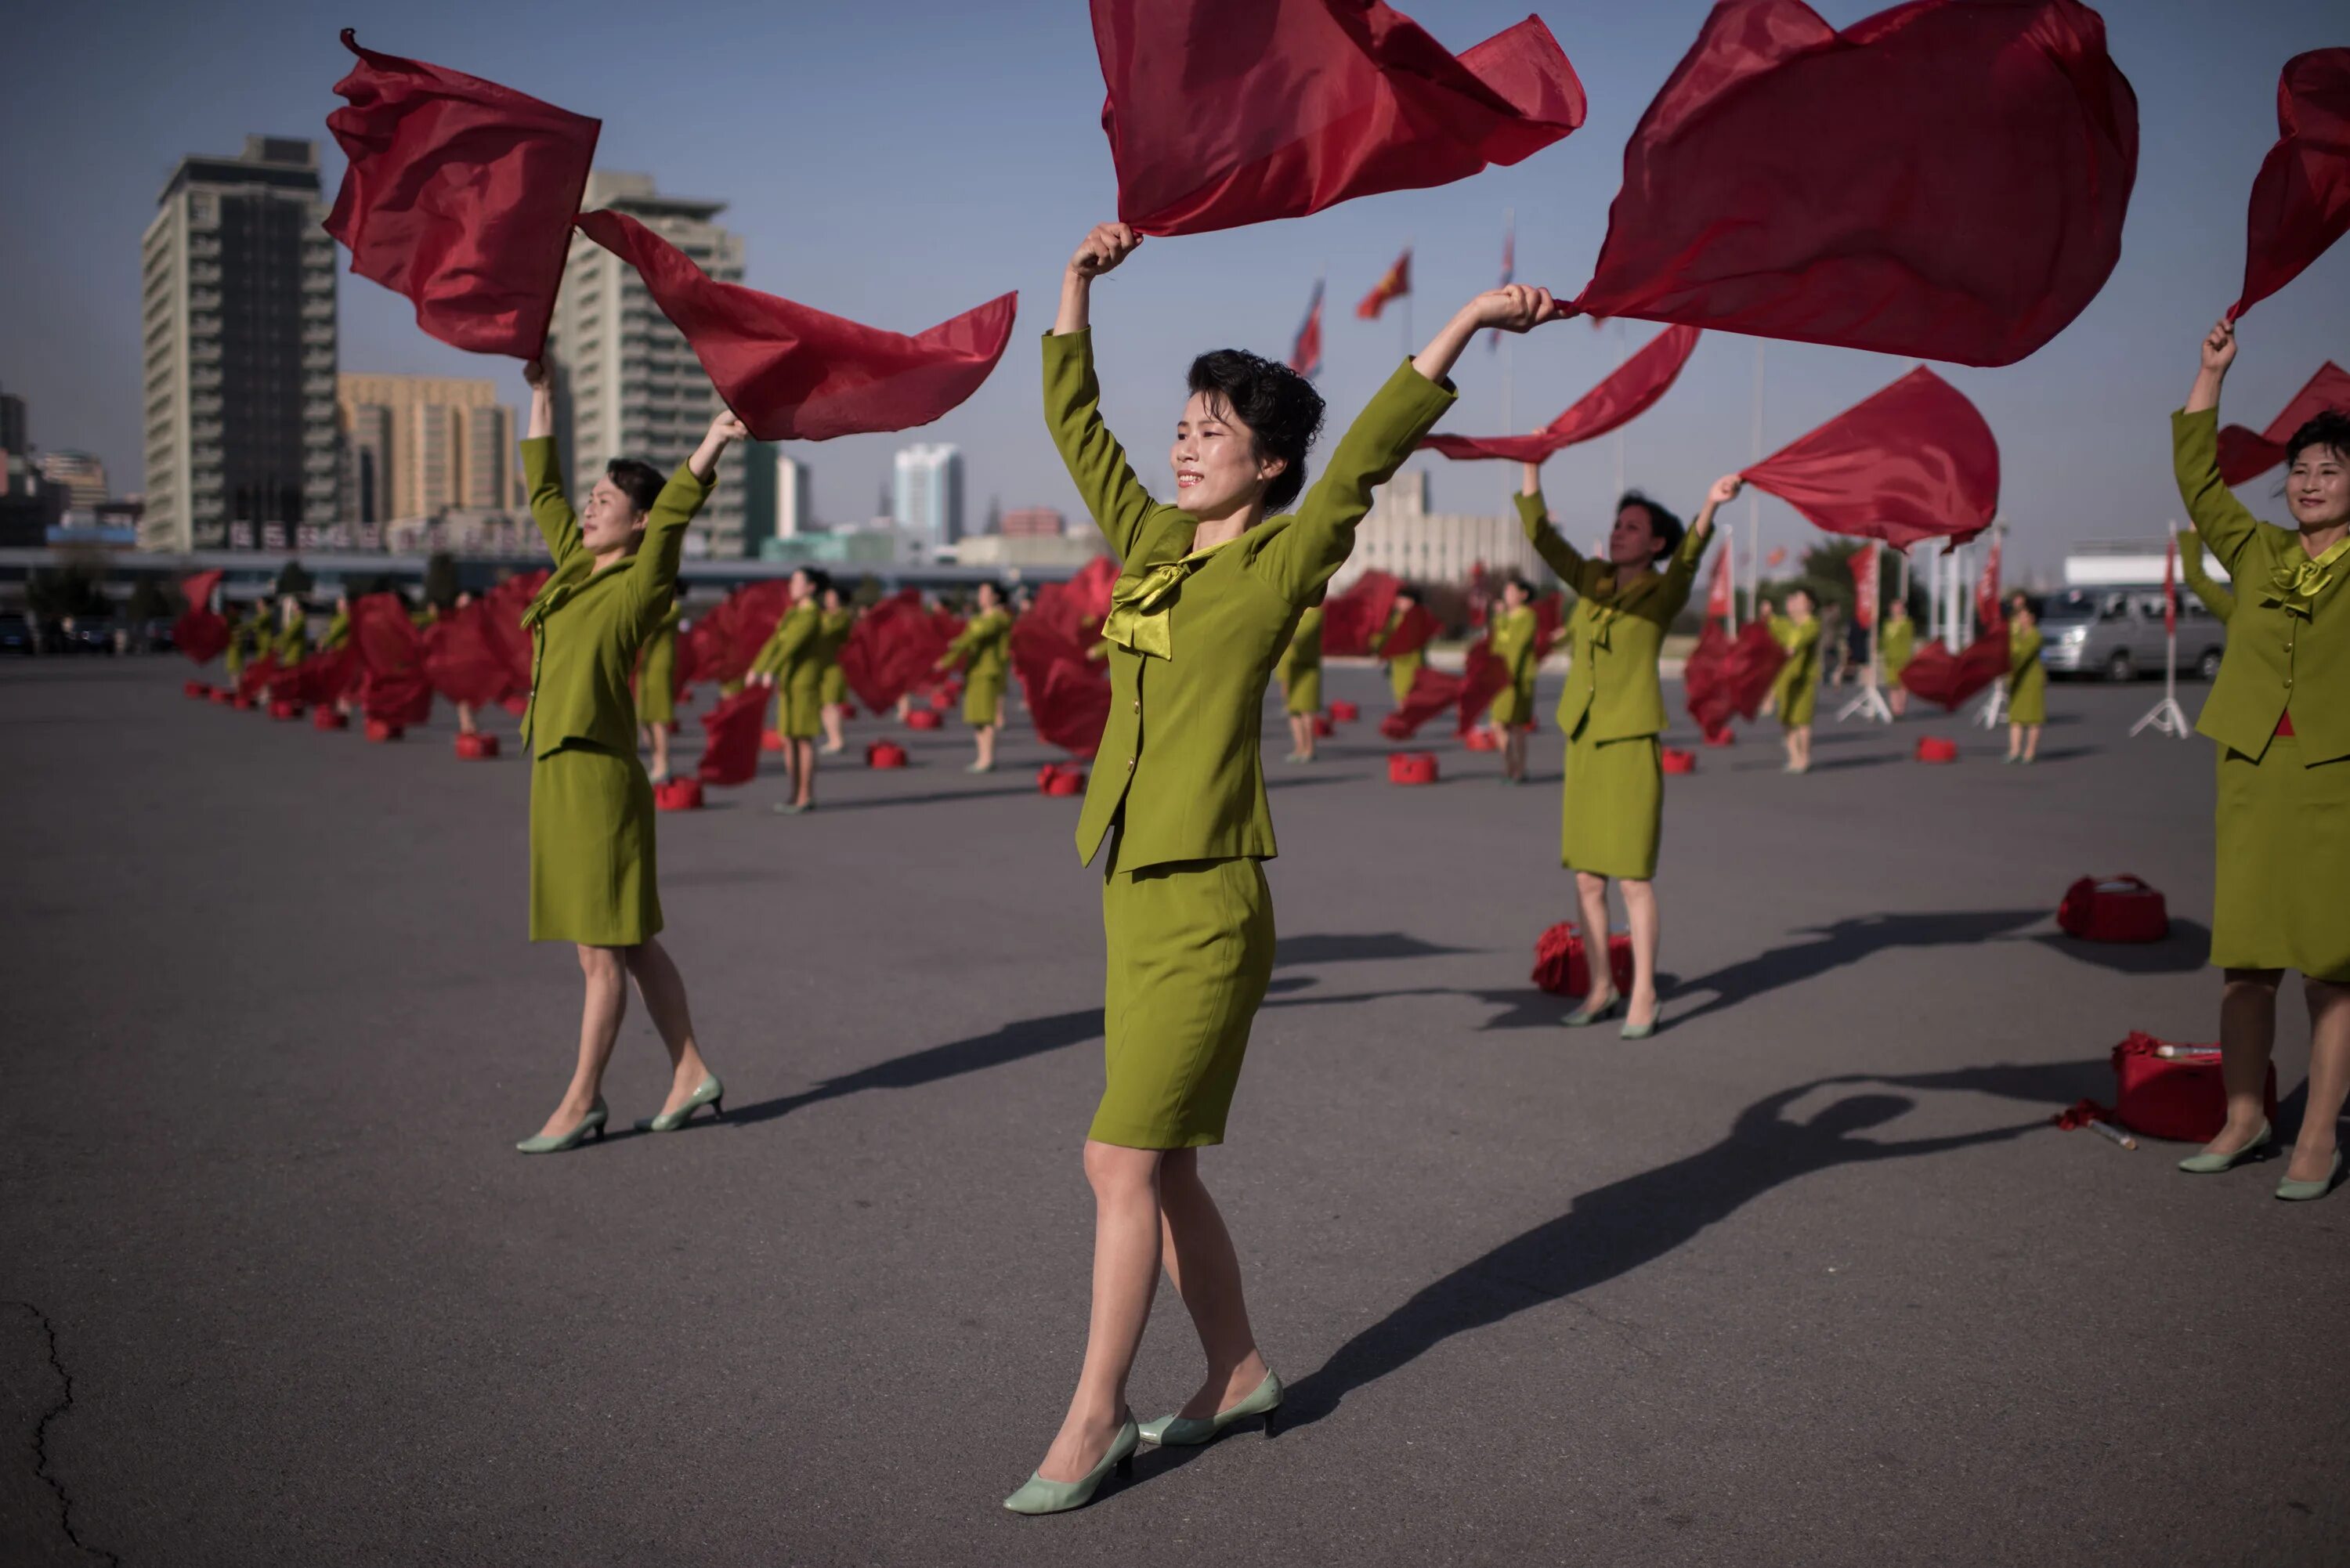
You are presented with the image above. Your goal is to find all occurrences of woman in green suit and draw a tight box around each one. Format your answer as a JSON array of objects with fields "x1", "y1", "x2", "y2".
[
  {"x1": 817, "y1": 586, "x2": 856, "y2": 754},
  {"x1": 1372, "y1": 584, "x2": 1426, "y2": 710},
  {"x1": 2003, "y1": 592, "x2": 2046, "y2": 764},
  {"x1": 2178, "y1": 526, "x2": 2235, "y2": 620},
  {"x1": 1520, "y1": 467, "x2": 1732, "y2": 1038},
  {"x1": 638, "y1": 597, "x2": 682, "y2": 784},
  {"x1": 1003, "y1": 221, "x2": 1543, "y2": 1516},
  {"x1": 1882, "y1": 598, "x2": 1916, "y2": 717},
  {"x1": 1486, "y1": 576, "x2": 1539, "y2": 782},
  {"x1": 751, "y1": 568, "x2": 827, "y2": 814},
  {"x1": 2172, "y1": 318, "x2": 2350, "y2": 1201},
  {"x1": 938, "y1": 580, "x2": 1013, "y2": 773},
  {"x1": 512, "y1": 357, "x2": 741, "y2": 1152},
  {"x1": 1769, "y1": 587, "x2": 1822, "y2": 773},
  {"x1": 1275, "y1": 602, "x2": 1323, "y2": 762}
]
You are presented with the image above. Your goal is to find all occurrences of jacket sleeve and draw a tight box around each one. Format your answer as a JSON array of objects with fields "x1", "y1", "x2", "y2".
[
  {"x1": 1253, "y1": 360, "x2": 1457, "y2": 606},
  {"x1": 1517, "y1": 490, "x2": 1603, "y2": 596},
  {"x1": 2176, "y1": 527, "x2": 2235, "y2": 620},
  {"x1": 2172, "y1": 408, "x2": 2263, "y2": 578},
  {"x1": 522, "y1": 437, "x2": 583, "y2": 566},
  {"x1": 1043, "y1": 330, "x2": 1160, "y2": 562},
  {"x1": 623, "y1": 464, "x2": 711, "y2": 634},
  {"x1": 1651, "y1": 518, "x2": 1714, "y2": 623}
]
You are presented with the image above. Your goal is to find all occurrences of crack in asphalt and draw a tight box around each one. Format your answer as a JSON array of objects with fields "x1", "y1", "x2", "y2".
[{"x1": 8, "y1": 1301, "x2": 119, "y2": 1567}]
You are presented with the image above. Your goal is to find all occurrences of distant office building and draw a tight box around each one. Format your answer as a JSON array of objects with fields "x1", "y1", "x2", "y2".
[
  {"x1": 336, "y1": 374, "x2": 519, "y2": 524},
  {"x1": 1336, "y1": 471, "x2": 1542, "y2": 591},
  {"x1": 893, "y1": 443, "x2": 964, "y2": 547},
  {"x1": 543, "y1": 171, "x2": 748, "y2": 556},
  {"x1": 37, "y1": 451, "x2": 109, "y2": 509},
  {"x1": 774, "y1": 453, "x2": 813, "y2": 538},
  {"x1": 1000, "y1": 506, "x2": 1066, "y2": 539},
  {"x1": 0, "y1": 387, "x2": 25, "y2": 457},
  {"x1": 139, "y1": 135, "x2": 338, "y2": 551}
]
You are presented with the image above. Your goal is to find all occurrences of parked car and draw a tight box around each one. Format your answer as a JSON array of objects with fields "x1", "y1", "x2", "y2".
[
  {"x1": 0, "y1": 612, "x2": 34, "y2": 656},
  {"x1": 59, "y1": 614, "x2": 119, "y2": 654},
  {"x1": 2040, "y1": 584, "x2": 2227, "y2": 682}
]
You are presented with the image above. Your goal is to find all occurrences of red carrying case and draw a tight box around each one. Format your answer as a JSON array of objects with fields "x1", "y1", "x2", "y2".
[
  {"x1": 2057, "y1": 876, "x2": 2168, "y2": 943},
  {"x1": 1531, "y1": 922, "x2": 1636, "y2": 999},
  {"x1": 866, "y1": 740, "x2": 908, "y2": 768},
  {"x1": 1661, "y1": 746, "x2": 1697, "y2": 775},
  {"x1": 1387, "y1": 752, "x2": 1439, "y2": 785},
  {"x1": 2109, "y1": 1031, "x2": 2275, "y2": 1143},
  {"x1": 654, "y1": 778, "x2": 704, "y2": 811},
  {"x1": 1329, "y1": 699, "x2": 1360, "y2": 722},
  {"x1": 1915, "y1": 735, "x2": 1959, "y2": 763}
]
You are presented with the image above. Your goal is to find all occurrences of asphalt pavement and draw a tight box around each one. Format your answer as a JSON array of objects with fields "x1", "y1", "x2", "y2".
[{"x1": 2, "y1": 656, "x2": 2345, "y2": 1567}]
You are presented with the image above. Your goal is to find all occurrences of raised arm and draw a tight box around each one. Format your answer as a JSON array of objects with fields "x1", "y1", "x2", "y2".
[
  {"x1": 1044, "y1": 223, "x2": 1159, "y2": 561},
  {"x1": 1516, "y1": 468, "x2": 1595, "y2": 592},
  {"x1": 519, "y1": 358, "x2": 580, "y2": 565},
  {"x1": 624, "y1": 408, "x2": 742, "y2": 633},
  {"x1": 1653, "y1": 474, "x2": 1737, "y2": 616},
  {"x1": 2174, "y1": 319, "x2": 2261, "y2": 576},
  {"x1": 2176, "y1": 526, "x2": 2235, "y2": 620}
]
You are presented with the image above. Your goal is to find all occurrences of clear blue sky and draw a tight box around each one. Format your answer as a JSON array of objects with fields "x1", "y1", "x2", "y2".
[{"x1": 2, "y1": 0, "x2": 2344, "y2": 575}]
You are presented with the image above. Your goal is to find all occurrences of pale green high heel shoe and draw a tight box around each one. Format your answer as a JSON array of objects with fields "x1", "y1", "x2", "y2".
[
  {"x1": 2275, "y1": 1147, "x2": 2343, "y2": 1202},
  {"x1": 1562, "y1": 993, "x2": 1621, "y2": 1028},
  {"x1": 2176, "y1": 1120, "x2": 2269, "y2": 1174},
  {"x1": 515, "y1": 1097, "x2": 606, "y2": 1154},
  {"x1": 1002, "y1": 1419, "x2": 1138, "y2": 1516},
  {"x1": 636, "y1": 1073, "x2": 725, "y2": 1133},
  {"x1": 1139, "y1": 1369, "x2": 1283, "y2": 1446}
]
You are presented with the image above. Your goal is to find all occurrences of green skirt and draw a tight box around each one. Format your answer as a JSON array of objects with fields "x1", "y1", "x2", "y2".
[
  {"x1": 2211, "y1": 732, "x2": 2350, "y2": 980},
  {"x1": 1283, "y1": 666, "x2": 1321, "y2": 715},
  {"x1": 1562, "y1": 724, "x2": 1663, "y2": 881},
  {"x1": 819, "y1": 663, "x2": 846, "y2": 706},
  {"x1": 530, "y1": 742, "x2": 662, "y2": 945},
  {"x1": 1386, "y1": 652, "x2": 1423, "y2": 704},
  {"x1": 964, "y1": 672, "x2": 1004, "y2": 728},
  {"x1": 638, "y1": 643, "x2": 675, "y2": 725},
  {"x1": 1094, "y1": 850, "x2": 1275, "y2": 1149},
  {"x1": 1777, "y1": 673, "x2": 1817, "y2": 728},
  {"x1": 1491, "y1": 674, "x2": 1538, "y2": 729},
  {"x1": 779, "y1": 674, "x2": 822, "y2": 739},
  {"x1": 2008, "y1": 659, "x2": 2047, "y2": 726}
]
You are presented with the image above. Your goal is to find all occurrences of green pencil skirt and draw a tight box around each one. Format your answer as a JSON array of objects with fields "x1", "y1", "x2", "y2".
[
  {"x1": 964, "y1": 672, "x2": 1004, "y2": 728},
  {"x1": 1491, "y1": 673, "x2": 1538, "y2": 729},
  {"x1": 1093, "y1": 848, "x2": 1276, "y2": 1149},
  {"x1": 819, "y1": 663, "x2": 847, "y2": 706},
  {"x1": 2008, "y1": 660, "x2": 2048, "y2": 726},
  {"x1": 530, "y1": 741, "x2": 662, "y2": 946},
  {"x1": 1283, "y1": 666, "x2": 1321, "y2": 715},
  {"x1": 1561, "y1": 724, "x2": 1663, "y2": 882},
  {"x1": 2212, "y1": 732, "x2": 2350, "y2": 980},
  {"x1": 1386, "y1": 652, "x2": 1422, "y2": 704},
  {"x1": 779, "y1": 671, "x2": 822, "y2": 739}
]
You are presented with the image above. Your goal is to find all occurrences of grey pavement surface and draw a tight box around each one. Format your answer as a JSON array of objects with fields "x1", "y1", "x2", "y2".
[{"x1": 2, "y1": 656, "x2": 2346, "y2": 1568}]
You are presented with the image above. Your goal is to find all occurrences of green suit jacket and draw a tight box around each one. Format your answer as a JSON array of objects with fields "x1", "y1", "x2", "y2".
[
  {"x1": 2176, "y1": 526, "x2": 2235, "y2": 621},
  {"x1": 1519, "y1": 491, "x2": 1709, "y2": 741},
  {"x1": 754, "y1": 602, "x2": 823, "y2": 699},
  {"x1": 1045, "y1": 328, "x2": 1454, "y2": 869},
  {"x1": 944, "y1": 609, "x2": 1013, "y2": 685},
  {"x1": 518, "y1": 435, "x2": 711, "y2": 759},
  {"x1": 2174, "y1": 407, "x2": 2349, "y2": 764}
]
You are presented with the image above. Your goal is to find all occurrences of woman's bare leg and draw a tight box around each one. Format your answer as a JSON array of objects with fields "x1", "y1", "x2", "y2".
[
  {"x1": 1158, "y1": 1147, "x2": 1270, "y2": 1418},
  {"x1": 1035, "y1": 1140, "x2": 1162, "y2": 1481},
  {"x1": 1574, "y1": 870, "x2": 1617, "y2": 1010},
  {"x1": 624, "y1": 936, "x2": 714, "y2": 1116},
  {"x1": 975, "y1": 724, "x2": 997, "y2": 772},
  {"x1": 2006, "y1": 721, "x2": 2022, "y2": 761},
  {"x1": 647, "y1": 723, "x2": 671, "y2": 783},
  {"x1": 536, "y1": 944, "x2": 627, "y2": 1138},
  {"x1": 2287, "y1": 978, "x2": 2350, "y2": 1183},
  {"x1": 792, "y1": 738, "x2": 817, "y2": 807},
  {"x1": 2199, "y1": 967, "x2": 2282, "y2": 1158},
  {"x1": 1621, "y1": 877, "x2": 1660, "y2": 1029},
  {"x1": 2023, "y1": 724, "x2": 2041, "y2": 763}
]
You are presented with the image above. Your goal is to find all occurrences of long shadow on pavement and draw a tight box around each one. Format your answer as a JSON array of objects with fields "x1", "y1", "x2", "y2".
[
  {"x1": 1281, "y1": 1075, "x2": 2055, "y2": 1430},
  {"x1": 2031, "y1": 921, "x2": 2211, "y2": 976}
]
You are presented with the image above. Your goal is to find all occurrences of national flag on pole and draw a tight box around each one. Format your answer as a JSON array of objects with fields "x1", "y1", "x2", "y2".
[
  {"x1": 1355, "y1": 248, "x2": 1412, "y2": 320},
  {"x1": 1974, "y1": 535, "x2": 2004, "y2": 628},
  {"x1": 1488, "y1": 215, "x2": 1514, "y2": 351},
  {"x1": 1848, "y1": 541, "x2": 1880, "y2": 630},
  {"x1": 2162, "y1": 533, "x2": 2178, "y2": 637},
  {"x1": 1766, "y1": 545, "x2": 1788, "y2": 568},
  {"x1": 1288, "y1": 278, "x2": 1325, "y2": 378},
  {"x1": 1705, "y1": 536, "x2": 1735, "y2": 621}
]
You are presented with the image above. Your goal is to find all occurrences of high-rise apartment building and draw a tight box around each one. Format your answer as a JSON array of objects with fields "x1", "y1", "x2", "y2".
[
  {"x1": 773, "y1": 453, "x2": 813, "y2": 538},
  {"x1": 37, "y1": 452, "x2": 110, "y2": 508},
  {"x1": 336, "y1": 373, "x2": 519, "y2": 523},
  {"x1": 893, "y1": 443, "x2": 964, "y2": 548},
  {"x1": 543, "y1": 171, "x2": 747, "y2": 557},
  {"x1": 139, "y1": 135, "x2": 338, "y2": 551},
  {"x1": 1000, "y1": 506, "x2": 1066, "y2": 538}
]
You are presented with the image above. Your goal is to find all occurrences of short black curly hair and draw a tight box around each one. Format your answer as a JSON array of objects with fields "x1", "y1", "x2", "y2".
[
  {"x1": 2286, "y1": 410, "x2": 2350, "y2": 469},
  {"x1": 605, "y1": 458, "x2": 664, "y2": 515},
  {"x1": 1616, "y1": 490, "x2": 1685, "y2": 562},
  {"x1": 1188, "y1": 350, "x2": 1326, "y2": 513}
]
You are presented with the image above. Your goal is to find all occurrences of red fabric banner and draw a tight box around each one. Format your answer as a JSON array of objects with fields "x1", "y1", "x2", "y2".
[
  {"x1": 352, "y1": 594, "x2": 434, "y2": 726},
  {"x1": 683, "y1": 580, "x2": 794, "y2": 693},
  {"x1": 1974, "y1": 537, "x2": 2005, "y2": 632},
  {"x1": 1321, "y1": 571, "x2": 1403, "y2": 657},
  {"x1": 696, "y1": 688, "x2": 768, "y2": 786},
  {"x1": 1094, "y1": 1, "x2": 1585, "y2": 237},
  {"x1": 2162, "y1": 534, "x2": 2178, "y2": 638},
  {"x1": 574, "y1": 209, "x2": 1016, "y2": 443},
  {"x1": 1010, "y1": 619, "x2": 1112, "y2": 759},
  {"x1": 1423, "y1": 324, "x2": 1701, "y2": 462},
  {"x1": 1377, "y1": 662, "x2": 1466, "y2": 741},
  {"x1": 2216, "y1": 360, "x2": 2350, "y2": 485},
  {"x1": 1898, "y1": 630, "x2": 2008, "y2": 710},
  {"x1": 1379, "y1": 602, "x2": 1441, "y2": 661},
  {"x1": 174, "y1": 571, "x2": 230, "y2": 666},
  {"x1": 1289, "y1": 280, "x2": 1325, "y2": 378},
  {"x1": 1566, "y1": 0, "x2": 2136, "y2": 367},
  {"x1": 1356, "y1": 249, "x2": 1412, "y2": 321},
  {"x1": 1743, "y1": 368, "x2": 2000, "y2": 549},
  {"x1": 297, "y1": 645, "x2": 361, "y2": 708},
  {"x1": 1684, "y1": 620, "x2": 1788, "y2": 735},
  {"x1": 1455, "y1": 637, "x2": 1506, "y2": 729},
  {"x1": 838, "y1": 591, "x2": 954, "y2": 714},
  {"x1": 2229, "y1": 49, "x2": 2350, "y2": 322},
  {"x1": 1849, "y1": 542, "x2": 1881, "y2": 632},
  {"x1": 422, "y1": 600, "x2": 515, "y2": 708},
  {"x1": 324, "y1": 31, "x2": 598, "y2": 359},
  {"x1": 1705, "y1": 537, "x2": 1735, "y2": 622}
]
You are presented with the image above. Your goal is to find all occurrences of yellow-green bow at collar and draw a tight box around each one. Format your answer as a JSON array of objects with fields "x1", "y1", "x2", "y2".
[
  {"x1": 2261, "y1": 534, "x2": 2350, "y2": 620},
  {"x1": 1101, "y1": 544, "x2": 1226, "y2": 660}
]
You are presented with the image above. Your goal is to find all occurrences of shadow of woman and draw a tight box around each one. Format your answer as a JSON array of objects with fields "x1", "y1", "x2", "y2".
[
  {"x1": 1666, "y1": 909, "x2": 2045, "y2": 1029},
  {"x1": 1281, "y1": 1082, "x2": 2041, "y2": 1429}
]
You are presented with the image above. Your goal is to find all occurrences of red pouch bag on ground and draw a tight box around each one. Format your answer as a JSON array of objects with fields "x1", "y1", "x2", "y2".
[
  {"x1": 1661, "y1": 746, "x2": 1697, "y2": 775},
  {"x1": 1387, "y1": 752, "x2": 1439, "y2": 785},
  {"x1": 866, "y1": 740, "x2": 909, "y2": 768},
  {"x1": 1531, "y1": 922, "x2": 1636, "y2": 999},
  {"x1": 1916, "y1": 735, "x2": 1960, "y2": 763},
  {"x1": 2110, "y1": 1031, "x2": 2275, "y2": 1142},
  {"x1": 655, "y1": 778, "x2": 705, "y2": 811},
  {"x1": 2056, "y1": 876, "x2": 2168, "y2": 943}
]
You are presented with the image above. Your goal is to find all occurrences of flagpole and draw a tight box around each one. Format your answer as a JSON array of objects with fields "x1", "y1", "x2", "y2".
[{"x1": 1745, "y1": 339, "x2": 1765, "y2": 619}]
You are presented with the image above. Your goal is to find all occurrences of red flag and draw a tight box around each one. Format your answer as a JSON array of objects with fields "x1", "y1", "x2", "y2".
[
  {"x1": 1378, "y1": 603, "x2": 1441, "y2": 662},
  {"x1": 1743, "y1": 368, "x2": 2000, "y2": 550},
  {"x1": 1974, "y1": 537, "x2": 2005, "y2": 631},
  {"x1": 2162, "y1": 534, "x2": 2178, "y2": 638},
  {"x1": 1423, "y1": 324, "x2": 1701, "y2": 461},
  {"x1": 1685, "y1": 620, "x2": 1788, "y2": 735},
  {"x1": 421, "y1": 600, "x2": 514, "y2": 708},
  {"x1": 1288, "y1": 280, "x2": 1325, "y2": 379},
  {"x1": 1455, "y1": 637, "x2": 1506, "y2": 730},
  {"x1": 1848, "y1": 542, "x2": 1880, "y2": 632},
  {"x1": 1095, "y1": 2, "x2": 1585, "y2": 237},
  {"x1": 574, "y1": 210, "x2": 1016, "y2": 443},
  {"x1": 2217, "y1": 361, "x2": 2350, "y2": 485},
  {"x1": 1566, "y1": 0, "x2": 2136, "y2": 367},
  {"x1": 1355, "y1": 250, "x2": 1413, "y2": 322},
  {"x1": 1705, "y1": 539, "x2": 1734, "y2": 622},
  {"x1": 352, "y1": 594, "x2": 434, "y2": 726},
  {"x1": 1319, "y1": 571, "x2": 1404, "y2": 656},
  {"x1": 839, "y1": 591, "x2": 955, "y2": 714},
  {"x1": 173, "y1": 571, "x2": 230, "y2": 665},
  {"x1": 1899, "y1": 630, "x2": 2009, "y2": 710},
  {"x1": 1378, "y1": 662, "x2": 1466, "y2": 740},
  {"x1": 324, "y1": 31, "x2": 598, "y2": 359},
  {"x1": 1009, "y1": 618, "x2": 1113, "y2": 759},
  {"x1": 2229, "y1": 49, "x2": 2350, "y2": 322},
  {"x1": 1765, "y1": 546, "x2": 1788, "y2": 569},
  {"x1": 696, "y1": 688, "x2": 768, "y2": 786}
]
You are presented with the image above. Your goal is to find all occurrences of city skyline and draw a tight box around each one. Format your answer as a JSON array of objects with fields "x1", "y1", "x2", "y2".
[{"x1": 1, "y1": 2, "x2": 2345, "y2": 572}]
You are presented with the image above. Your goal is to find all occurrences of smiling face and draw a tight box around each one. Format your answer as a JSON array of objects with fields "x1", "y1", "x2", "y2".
[
  {"x1": 580, "y1": 476, "x2": 649, "y2": 556},
  {"x1": 1607, "y1": 502, "x2": 1661, "y2": 569},
  {"x1": 2287, "y1": 441, "x2": 2350, "y2": 530},
  {"x1": 1171, "y1": 392, "x2": 1284, "y2": 522}
]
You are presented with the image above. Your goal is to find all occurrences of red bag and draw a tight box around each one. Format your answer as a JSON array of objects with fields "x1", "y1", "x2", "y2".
[
  {"x1": 454, "y1": 732, "x2": 501, "y2": 761},
  {"x1": 1462, "y1": 727, "x2": 1499, "y2": 752},
  {"x1": 269, "y1": 699, "x2": 304, "y2": 721},
  {"x1": 1531, "y1": 921, "x2": 1636, "y2": 999},
  {"x1": 761, "y1": 728, "x2": 787, "y2": 753},
  {"x1": 1311, "y1": 714, "x2": 1334, "y2": 737},
  {"x1": 1329, "y1": 699, "x2": 1360, "y2": 723},
  {"x1": 655, "y1": 778, "x2": 705, "y2": 811},
  {"x1": 1038, "y1": 763, "x2": 1088, "y2": 797},
  {"x1": 1915, "y1": 735, "x2": 1959, "y2": 763},
  {"x1": 1701, "y1": 724, "x2": 1736, "y2": 747},
  {"x1": 2109, "y1": 1031, "x2": 2275, "y2": 1143},
  {"x1": 184, "y1": 680, "x2": 211, "y2": 699},
  {"x1": 866, "y1": 740, "x2": 909, "y2": 769},
  {"x1": 208, "y1": 688, "x2": 233, "y2": 706},
  {"x1": 1661, "y1": 746, "x2": 1697, "y2": 775},
  {"x1": 1387, "y1": 752, "x2": 1439, "y2": 785},
  {"x1": 365, "y1": 718, "x2": 404, "y2": 742},
  {"x1": 906, "y1": 709, "x2": 942, "y2": 732},
  {"x1": 2056, "y1": 876, "x2": 2168, "y2": 943},
  {"x1": 313, "y1": 707, "x2": 349, "y2": 732}
]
